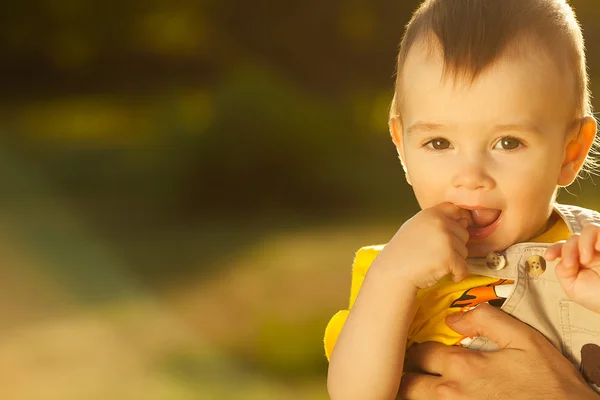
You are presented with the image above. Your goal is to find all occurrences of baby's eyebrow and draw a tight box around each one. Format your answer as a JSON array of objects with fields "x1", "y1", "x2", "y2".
[
  {"x1": 492, "y1": 124, "x2": 543, "y2": 135},
  {"x1": 406, "y1": 122, "x2": 448, "y2": 137},
  {"x1": 406, "y1": 122, "x2": 543, "y2": 136}
]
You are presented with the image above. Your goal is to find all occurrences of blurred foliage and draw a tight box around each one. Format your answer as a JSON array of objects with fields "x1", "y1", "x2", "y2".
[{"x1": 2, "y1": 0, "x2": 600, "y2": 227}]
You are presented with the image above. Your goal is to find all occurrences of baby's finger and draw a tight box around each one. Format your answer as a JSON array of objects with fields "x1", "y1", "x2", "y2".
[
  {"x1": 435, "y1": 202, "x2": 473, "y2": 225},
  {"x1": 449, "y1": 220, "x2": 470, "y2": 243},
  {"x1": 594, "y1": 225, "x2": 600, "y2": 252},
  {"x1": 555, "y1": 259, "x2": 579, "y2": 281},
  {"x1": 457, "y1": 217, "x2": 470, "y2": 230},
  {"x1": 451, "y1": 236, "x2": 468, "y2": 259},
  {"x1": 579, "y1": 224, "x2": 599, "y2": 265},
  {"x1": 450, "y1": 255, "x2": 469, "y2": 283},
  {"x1": 544, "y1": 241, "x2": 565, "y2": 261},
  {"x1": 561, "y1": 234, "x2": 580, "y2": 269}
]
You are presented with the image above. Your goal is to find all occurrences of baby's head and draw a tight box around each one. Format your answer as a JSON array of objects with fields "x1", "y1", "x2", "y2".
[{"x1": 389, "y1": 0, "x2": 598, "y2": 257}]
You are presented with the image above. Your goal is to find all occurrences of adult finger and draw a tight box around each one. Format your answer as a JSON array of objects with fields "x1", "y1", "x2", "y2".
[
  {"x1": 444, "y1": 303, "x2": 548, "y2": 350},
  {"x1": 398, "y1": 372, "x2": 443, "y2": 400},
  {"x1": 405, "y1": 342, "x2": 453, "y2": 376}
]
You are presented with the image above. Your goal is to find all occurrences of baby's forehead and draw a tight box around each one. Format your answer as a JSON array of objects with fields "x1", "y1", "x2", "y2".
[
  {"x1": 400, "y1": 35, "x2": 573, "y2": 102},
  {"x1": 397, "y1": 39, "x2": 575, "y2": 137},
  {"x1": 401, "y1": 33, "x2": 569, "y2": 90}
]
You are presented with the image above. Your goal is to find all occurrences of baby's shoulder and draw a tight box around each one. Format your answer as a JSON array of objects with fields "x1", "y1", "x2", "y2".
[{"x1": 352, "y1": 244, "x2": 385, "y2": 277}]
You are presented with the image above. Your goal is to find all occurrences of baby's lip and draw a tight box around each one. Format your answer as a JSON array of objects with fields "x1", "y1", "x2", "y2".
[{"x1": 456, "y1": 204, "x2": 491, "y2": 211}]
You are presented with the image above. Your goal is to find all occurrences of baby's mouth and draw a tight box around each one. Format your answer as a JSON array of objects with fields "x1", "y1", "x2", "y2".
[{"x1": 468, "y1": 209, "x2": 502, "y2": 228}]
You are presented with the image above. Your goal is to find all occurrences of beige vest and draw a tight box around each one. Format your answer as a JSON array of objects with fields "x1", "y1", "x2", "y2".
[{"x1": 466, "y1": 203, "x2": 600, "y2": 393}]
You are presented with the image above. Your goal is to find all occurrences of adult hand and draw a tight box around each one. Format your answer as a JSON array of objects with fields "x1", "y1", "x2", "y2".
[{"x1": 399, "y1": 303, "x2": 599, "y2": 399}]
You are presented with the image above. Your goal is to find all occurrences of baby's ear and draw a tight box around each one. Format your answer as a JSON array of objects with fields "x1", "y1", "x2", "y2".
[
  {"x1": 558, "y1": 116, "x2": 597, "y2": 186},
  {"x1": 389, "y1": 116, "x2": 403, "y2": 149},
  {"x1": 389, "y1": 117, "x2": 411, "y2": 185}
]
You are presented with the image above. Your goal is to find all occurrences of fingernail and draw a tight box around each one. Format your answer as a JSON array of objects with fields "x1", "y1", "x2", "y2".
[{"x1": 446, "y1": 312, "x2": 463, "y2": 323}]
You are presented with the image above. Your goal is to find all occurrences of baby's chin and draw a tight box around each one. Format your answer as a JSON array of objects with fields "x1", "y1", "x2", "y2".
[
  {"x1": 466, "y1": 242, "x2": 504, "y2": 258},
  {"x1": 467, "y1": 228, "x2": 540, "y2": 258}
]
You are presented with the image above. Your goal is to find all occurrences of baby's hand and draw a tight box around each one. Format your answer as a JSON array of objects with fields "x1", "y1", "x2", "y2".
[
  {"x1": 373, "y1": 202, "x2": 472, "y2": 290},
  {"x1": 545, "y1": 223, "x2": 600, "y2": 314}
]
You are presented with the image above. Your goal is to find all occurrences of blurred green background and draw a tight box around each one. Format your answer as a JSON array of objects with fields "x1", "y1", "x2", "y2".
[{"x1": 2, "y1": 1, "x2": 600, "y2": 399}]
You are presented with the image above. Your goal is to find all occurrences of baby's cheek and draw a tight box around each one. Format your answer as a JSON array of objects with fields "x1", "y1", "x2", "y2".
[{"x1": 411, "y1": 182, "x2": 445, "y2": 209}]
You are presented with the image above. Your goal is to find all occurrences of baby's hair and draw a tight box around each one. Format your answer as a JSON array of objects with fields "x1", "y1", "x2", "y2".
[{"x1": 390, "y1": 0, "x2": 599, "y2": 177}]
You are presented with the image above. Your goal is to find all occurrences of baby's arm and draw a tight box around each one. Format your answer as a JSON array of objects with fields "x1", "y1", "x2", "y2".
[
  {"x1": 327, "y1": 203, "x2": 471, "y2": 400},
  {"x1": 545, "y1": 223, "x2": 600, "y2": 314},
  {"x1": 327, "y1": 259, "x2": 418, "y2": 400}
]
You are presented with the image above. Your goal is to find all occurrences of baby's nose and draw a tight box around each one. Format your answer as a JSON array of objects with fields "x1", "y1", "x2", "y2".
[{"x1": 452, "y1": 164, "x2": 495, "y2": 191}]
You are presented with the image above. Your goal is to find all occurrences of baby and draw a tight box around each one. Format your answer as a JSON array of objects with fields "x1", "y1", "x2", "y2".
[{"x1": 325, "y1": 1, "x2": 600, "y2": 399}]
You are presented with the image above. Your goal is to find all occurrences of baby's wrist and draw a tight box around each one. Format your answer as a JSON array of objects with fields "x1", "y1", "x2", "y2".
[{"x1": 367, "y1": 257, "x2": 421, "y2": 291}]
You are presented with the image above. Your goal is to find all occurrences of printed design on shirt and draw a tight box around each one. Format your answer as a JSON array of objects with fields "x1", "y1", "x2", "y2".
[
  {"x1": 450, "y1": 279, "x2": 515, "y2": 348},
  {"x1": 450, "y1": 279, "x2": 515, "y2": 310},
  {"x1": 581, "y1": 343, "x2": 600, "y2": 387}
]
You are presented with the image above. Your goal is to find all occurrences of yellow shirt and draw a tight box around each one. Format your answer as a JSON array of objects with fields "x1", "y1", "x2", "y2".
[{"x1": 324, "y1": 215, "x2": 570, "y2": 360}]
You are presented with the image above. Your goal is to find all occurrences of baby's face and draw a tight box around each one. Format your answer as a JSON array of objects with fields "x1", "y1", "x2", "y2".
[{"x1": 396, "y1": 43, "x2": 575, "y2": 257}]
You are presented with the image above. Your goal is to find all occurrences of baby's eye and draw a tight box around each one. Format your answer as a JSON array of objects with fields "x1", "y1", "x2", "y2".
[
  {"x1": 425, "y1": 138, "x2": 452, "y2": 150},
  {"x1": 494, "y1": 136, "x2": 522, "y2": 150}
]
